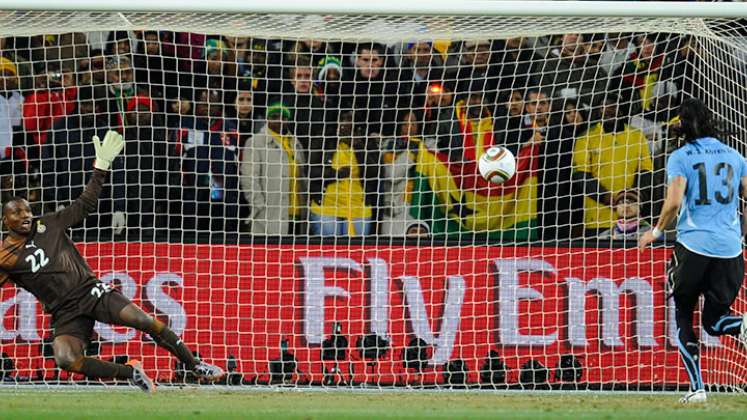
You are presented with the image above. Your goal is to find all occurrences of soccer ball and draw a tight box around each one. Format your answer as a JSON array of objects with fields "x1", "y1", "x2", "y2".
[{"x1": 478, "y1": 146, "x2": 516, "y2": 184}]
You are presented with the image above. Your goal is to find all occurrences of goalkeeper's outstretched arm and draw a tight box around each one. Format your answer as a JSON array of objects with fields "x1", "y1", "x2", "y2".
[{"x1": 49, "y1": 130, "x2": 124, "y2": 229}]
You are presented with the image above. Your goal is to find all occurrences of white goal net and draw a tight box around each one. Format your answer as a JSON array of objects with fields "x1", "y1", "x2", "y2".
[{"x1": 1, "y1": 1, "x2": 747, "y2": 391}]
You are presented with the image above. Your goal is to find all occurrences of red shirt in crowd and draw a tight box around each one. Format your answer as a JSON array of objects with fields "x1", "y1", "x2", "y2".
[{"x1": 22, "y1": 86, "x2": 79, "y2": 145}]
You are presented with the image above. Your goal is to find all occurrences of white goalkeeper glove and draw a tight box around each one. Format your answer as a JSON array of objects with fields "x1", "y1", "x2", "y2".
[
  {"x1": 112, "y1": 211, "x2": 126, "y2": 235},
  {"x1": 93, "y1": 130, "x2": 125, "y2": 171}
]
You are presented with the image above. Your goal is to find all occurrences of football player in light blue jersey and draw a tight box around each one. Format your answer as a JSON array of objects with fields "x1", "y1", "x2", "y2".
[{"x1": 639, "y1": 98, "x2": 747, "y2": 404}]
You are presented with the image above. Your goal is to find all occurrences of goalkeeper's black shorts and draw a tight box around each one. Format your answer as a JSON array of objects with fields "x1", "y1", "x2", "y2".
[
  {"x1": 51, "y1": 282, "x2": 132, "y2": 345},
  {"x1": 667, "y1": 242, "x2": 744, "y2": 316}
]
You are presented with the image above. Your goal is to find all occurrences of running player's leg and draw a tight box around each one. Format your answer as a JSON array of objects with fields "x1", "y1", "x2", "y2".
[
  {"x1": 670, "y1": 244, "x2": 708, "y2": 398},
  {"x1": 702, "y1": 254, "x2": 745, "y2": 338},
  {"x1": 52, "y1": 333, "x2": 133, "y2": 380},
  {"x1": 674, "y1": 293, "x2": 705, "y2": 393}
]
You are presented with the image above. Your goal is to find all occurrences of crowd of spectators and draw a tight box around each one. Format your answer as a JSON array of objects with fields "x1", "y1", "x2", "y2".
[{"x1": 0, "y1": 31, "x2": 699, "y2": 241}]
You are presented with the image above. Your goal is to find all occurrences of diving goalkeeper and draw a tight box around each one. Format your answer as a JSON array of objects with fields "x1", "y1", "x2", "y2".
[{"x1": 0, "y1": 131, "x2": 223, "y2": 392}]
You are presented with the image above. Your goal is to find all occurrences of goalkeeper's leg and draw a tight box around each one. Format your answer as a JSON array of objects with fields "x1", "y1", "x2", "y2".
[
  {"x1": 52, "y1": 334, "x2": 155, "y2": 393},
  {"x1": 53, "y1": 335, "x2": 130, "y2": 378},
  {"x1": 114, "y1": 302, "x2": 224, "y2": 381}
]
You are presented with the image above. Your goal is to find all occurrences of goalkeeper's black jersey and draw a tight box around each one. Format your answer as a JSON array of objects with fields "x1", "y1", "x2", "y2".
[{"x1": 0, "y1": 169, "x2": 106, "y2": 313}]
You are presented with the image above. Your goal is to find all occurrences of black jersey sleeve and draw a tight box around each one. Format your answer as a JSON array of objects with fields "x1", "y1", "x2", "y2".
[{"x1": 46, "y1": 169, "x2": 108, "y2": 229}]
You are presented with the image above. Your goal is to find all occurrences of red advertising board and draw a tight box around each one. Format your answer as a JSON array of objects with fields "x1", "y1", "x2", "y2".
[{"x1": 1, "y1": 243, "x2": 746, "y2": 387}]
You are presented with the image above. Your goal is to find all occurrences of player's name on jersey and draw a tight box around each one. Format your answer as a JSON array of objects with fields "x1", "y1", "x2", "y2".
[{"x1": 685, "y1": 148, "x2": 730, "y2": 156}]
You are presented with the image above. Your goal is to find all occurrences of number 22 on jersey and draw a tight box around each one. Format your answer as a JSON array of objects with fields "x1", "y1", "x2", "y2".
[{"x1": 26, "y1": 248, "x2": 50, "y2": 273}]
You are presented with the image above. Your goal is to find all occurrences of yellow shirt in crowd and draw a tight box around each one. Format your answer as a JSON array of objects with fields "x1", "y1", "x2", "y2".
[
  {"x1": 573, "y1": 123, "x2": 653, "y2": 229},
  {"x1": 311, "y1": 141, "x2": 372, "y2": 220},
  {"x1": 269, "y1": 128, "x2": 301, "y2": 218}
]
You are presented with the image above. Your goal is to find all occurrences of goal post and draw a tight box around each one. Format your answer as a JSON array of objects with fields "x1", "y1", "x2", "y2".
[
  {"x1": 4, "y1": 1, "x2": 747, "y2": 37},
  {"x1": 4, "y1": 0, "x2": 747, "y2": 17},
  {"x1": 1, "y1": 1, "x2": 747, "y2": 392}
]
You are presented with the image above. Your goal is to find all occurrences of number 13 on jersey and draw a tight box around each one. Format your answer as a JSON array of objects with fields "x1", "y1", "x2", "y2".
[{"x1": 693, "y1": 162, "x2": 735, "y2": 205}]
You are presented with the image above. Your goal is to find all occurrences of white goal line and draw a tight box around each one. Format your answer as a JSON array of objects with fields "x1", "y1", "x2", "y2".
[{"x1": 0, "y1": 384, "x2": 706, "y2": 396}]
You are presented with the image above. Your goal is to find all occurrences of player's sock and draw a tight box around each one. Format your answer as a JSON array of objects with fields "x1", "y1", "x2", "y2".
[
  {"x1": 676, "y1": 328, "x2": 704, "y2": 391},
  {"x1": 69, "y1": 356, "x2": 134, "y2": 380},
  {"x1": 148, "y1": 319, "x2": 198, "y2": 369},
  {"x1": 708, "y1": 315, "x2": 742, "y2": 336}
]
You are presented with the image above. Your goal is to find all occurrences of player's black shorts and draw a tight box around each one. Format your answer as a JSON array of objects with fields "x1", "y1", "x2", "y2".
[
  {"x1": 667, "y1": 242, "x2": 744, "y2": 313},
  {"x1": 50, "y1": 282, "x2": 132, "y2": 344}
]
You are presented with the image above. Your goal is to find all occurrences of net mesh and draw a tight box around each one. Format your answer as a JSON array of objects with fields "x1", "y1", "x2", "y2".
[{"x1": 0, "y1": 8, "x2": 746, "y2": 391}]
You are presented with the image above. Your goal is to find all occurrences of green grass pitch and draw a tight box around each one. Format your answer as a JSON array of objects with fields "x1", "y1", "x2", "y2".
[{"x1": 1, "y1": 389, "x2": 746, "y2": 419}]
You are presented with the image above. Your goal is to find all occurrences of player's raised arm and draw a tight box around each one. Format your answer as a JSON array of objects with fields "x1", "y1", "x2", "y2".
[{"x1": 51, "y1": 130, "x2": 124, "y2": 228}]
